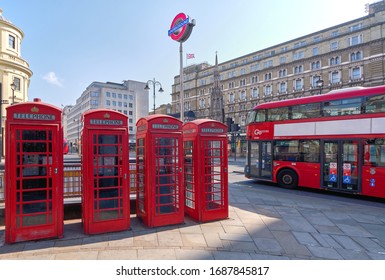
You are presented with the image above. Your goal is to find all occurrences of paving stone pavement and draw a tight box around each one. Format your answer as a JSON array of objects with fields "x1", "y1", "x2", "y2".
[{"x1": 1, "y1": 161, "x2": 385, "y2": 260}]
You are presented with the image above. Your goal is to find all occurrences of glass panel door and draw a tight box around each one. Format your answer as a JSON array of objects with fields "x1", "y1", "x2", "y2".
[
  {"x1": 249, "y1": 141, "x2": 260, "y2": 177},
  {"x1": 203, "y1": 139, "x2": 226, "y2": 211},
  {"x1": 154, "y1": 136, "x2": 180, "y2": 214},
  {"x1": 92, "y1": 132, "x2": 125, "y2": 221},
  {"x1": 261, "y1": 141, "x2": 272, "y2": 179},
  {"x1": 323, "y1": 141, "x2": 339, "y2": 189},
  {"x1": 184, "y1": 141, "x2": 195, "y2": 209},
  {"x1": 322, "y1": 140, "x2": 360, "y2": 191},
  {"x1": 342, "y1": 140, "x2": 359, "y2": 191},
  {"x1": 15, "y1": 128, "x2": 55, "y2": 228}
]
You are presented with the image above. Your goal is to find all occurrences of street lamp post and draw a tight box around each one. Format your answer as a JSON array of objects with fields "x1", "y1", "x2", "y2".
[
  {"x1": 10, "y1": 81, "x2": 16, "y2": 105},
  {"x1": 144, "y1": 78, "x2": 164, "y2": 114},
  {"x1": 316, "y1": 78, "x2": 324, "y2": 95}
]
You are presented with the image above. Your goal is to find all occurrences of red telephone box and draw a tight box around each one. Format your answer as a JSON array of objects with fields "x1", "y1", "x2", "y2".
[
  {"x1": 136, "y1": 114, "x2": 183, "y2": 227},
  {"x1": 5, "y1": 100, "x2": 64, "y2": 243},
  {"x1": 81, "y1": 109, "x2": 130, "y2": 234},
  {"x1": 182, "y1": 119, "x2": 228, "y2": 222}
]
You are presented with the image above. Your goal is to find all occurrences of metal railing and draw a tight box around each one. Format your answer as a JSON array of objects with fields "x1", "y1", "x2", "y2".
[{"x1": 0, "y1": 163, "x2": 136, "y2": 203}]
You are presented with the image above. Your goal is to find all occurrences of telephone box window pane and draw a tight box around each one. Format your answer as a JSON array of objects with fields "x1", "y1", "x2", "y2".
[
  {"x1": 96, "y1": 210, "x2": 119, "y2": 221},
  {"x1": 98, "y1": 146, "x2": 118, "y2": 154},
  {"x1": 22, "y1": 214, "x2": 49, "y2": 227},
  {"x1": 22, "y1": 202, "x2": 47, "y2": 214},
  {"x1": 98, "y1": 135, "x2": 118, "y2": 144},
  {"x1": 22, "y1": 130, "x2": 47, "y2": 140},
  {"x1": 22, "y1": 178, "x2": 49, "y2": 190},
  {"x1": 22, "y1": 167, "x2": 46, "y2": 177},
  {"x1": 97, "y1": 178, "x2": 119, "y2": 187},
  {"x1": 21, "y1": 190, "x2": 48, "y2": 202},
  {"x1": 22, "y1": 143, "x2": 47, "y2": 152},
  {"x1": 96, "y1": 188, "x2": 119, "y2": 199}
]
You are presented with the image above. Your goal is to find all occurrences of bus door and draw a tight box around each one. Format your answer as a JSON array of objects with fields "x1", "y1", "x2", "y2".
[
  {"x1": 322, "y1": 140, "x2": 360, "y2": 192},
  {"x1": 249, "y1": 141, "x2": 272, "y2": 180}
]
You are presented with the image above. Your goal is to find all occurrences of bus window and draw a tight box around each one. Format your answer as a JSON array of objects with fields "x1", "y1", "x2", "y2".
[
  {"x1": 323, "y1": 97, "x2": 362, "y2": 116},
  {"x1": 274, "y1": 140, "x2": 319, "y2": 162},
  {"x1": 364, "y1": 139, "x2": 385, "y2": 167},
  {"x1": 246, "y1": 110, "x2": 256, "y2": 124},
  {"x1": 267, "y1": 107, "x2": 289, "y2": 121},
  {"x1": 255, "y1": 109, "x2": 267, "y2": 122},
  {"x1": 292, "y1": 103, "x2": 321, "y2": 119},
  {"x1": 365, "y1": 94, "x2": 385, "y2": 113}
]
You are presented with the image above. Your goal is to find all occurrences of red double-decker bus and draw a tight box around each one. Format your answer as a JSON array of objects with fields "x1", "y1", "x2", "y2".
[{"x1": 245, "y1": 85, "x2": 385, "y2": 199}]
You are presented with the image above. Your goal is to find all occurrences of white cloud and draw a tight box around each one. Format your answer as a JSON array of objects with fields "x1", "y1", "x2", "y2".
[{"x1": 43, "y1": 72, "x2": 63, "y2": 87}]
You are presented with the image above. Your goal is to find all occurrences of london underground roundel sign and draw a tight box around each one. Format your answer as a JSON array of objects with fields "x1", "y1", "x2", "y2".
[{"x1": 168, "y1": 13, "x2": 195, "y2": 43}]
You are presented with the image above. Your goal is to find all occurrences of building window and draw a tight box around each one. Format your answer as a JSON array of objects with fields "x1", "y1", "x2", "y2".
[
  {"x1": 112, "y1": 92, "x2": 116, "y2": 98},
  {"x1": 252, "y1": 88, "x2": 259, "y2": 99},
  {"x1": 351, "y1": 51, "x2": 362, "y2": 61},
  {"x1": 240, "y1": 90, "x2": 246, "y2": 101},
  {"x1": 293, "y1": 51, "x2": 304, "y2": 60},
  {"x1": 294, "y1": 79, "x2": 303, "y2": 90},
  {"x1": 279, "y1": 69, "x2": 287, "y2": 78},
  {"x1": 251, "y1": 75, "x2": 258, "y2": 84},
  {"x1": 13, "y1": 77, "x2": 21, "y2": 91},
  {"x1": 240, "y1": 79, "x2": 246, "y2": 86},
  {"x1": 279, "y1": 82, "x2": 287, "y2": 94},
  {"x1": 280, "y1": 56, "x2": 286, "y2": 64},
  {"x1": 311, "y1": 61, "x2": 320, "y2": 70},
  {"x1": 330, "y1": 41, "x2": 338, "y2": 51},
  {"x1": 229, "y1": 92, "x2": 235, "y2": 103},
  {"x1": 312, "y1": 47, "x2": 319, "y2": 56},
  {"x1": 199, "y1": 98, "x2": 205, "y2": 108},
  {"x1": 106, "y1": 92, "x2": 111, "y2": 97},
  {"x1": 332, "y1": 30, "x2": 339, "y2": 37},
  {"x1": 351, "y1": 67, "x2": 361, "y2": 80},
  {"x1": 294, "y1": 65, "x2": 303, "y2": 74},
  {"x1": 312, "y1": 76, "x2": 321, "y2": 87},
  {"x1": 264, "y1": 85, "x2": 272, "y2": 96},
  {"x1": 263, "y1": 60, "x2": 273, "y2": 69},
  {"x1": 330, "y1": 56, "x2": 340, "y2": 65},
  {"x1": 348, "y1": 34, "x2": 363, "y2": 46},
  {"x1": 264, "y1": 72, "x2": 272, "y2": 81},
  {"x1": 331, "y1": 71, "x2": 341, "y2": 83},
  {"x1": 106, "y1": 100, "x2": 111, "y2": 106},
  {"x1": 250, "y1": 64, "x2": 259, "y2": 72},
  {"x1": 350, "y1": 23, "x2": 362, "y2": 32},
  {"x1": 9, "y1": 35, "x2": 15, "y2": 49}
]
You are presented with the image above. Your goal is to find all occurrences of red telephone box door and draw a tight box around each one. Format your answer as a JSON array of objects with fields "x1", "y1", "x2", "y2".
[
  {"x1": 201, "y1": 137, "x2": 228, "y2": 221},
  {"x1": 153, "y1": 134, "x2": 182, "y2": 224},
  {"x1": 83, "y1": 129, "x2": 129, "y2": 234},
  {"x1": 6, "y1": 126, "x2": 62, "y2": 243}
]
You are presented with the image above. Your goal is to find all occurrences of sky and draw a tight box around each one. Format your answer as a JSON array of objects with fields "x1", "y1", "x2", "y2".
[{"x1": 0, "y1": 0, "x2": 371, "y2": 109}]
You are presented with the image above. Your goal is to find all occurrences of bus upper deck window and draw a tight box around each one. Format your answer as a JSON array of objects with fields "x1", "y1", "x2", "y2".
[
  {"x1": 246, "y1": 111, "x2": 257, "y2": 124},
  {"x1": 255, "y1": 110, "x2": 266, "y2": 122}
]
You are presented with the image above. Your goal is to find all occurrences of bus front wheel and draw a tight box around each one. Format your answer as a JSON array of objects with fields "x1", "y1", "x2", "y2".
[{"x1": 277, "y1": 169, "x2": 298, "y2": 189}]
